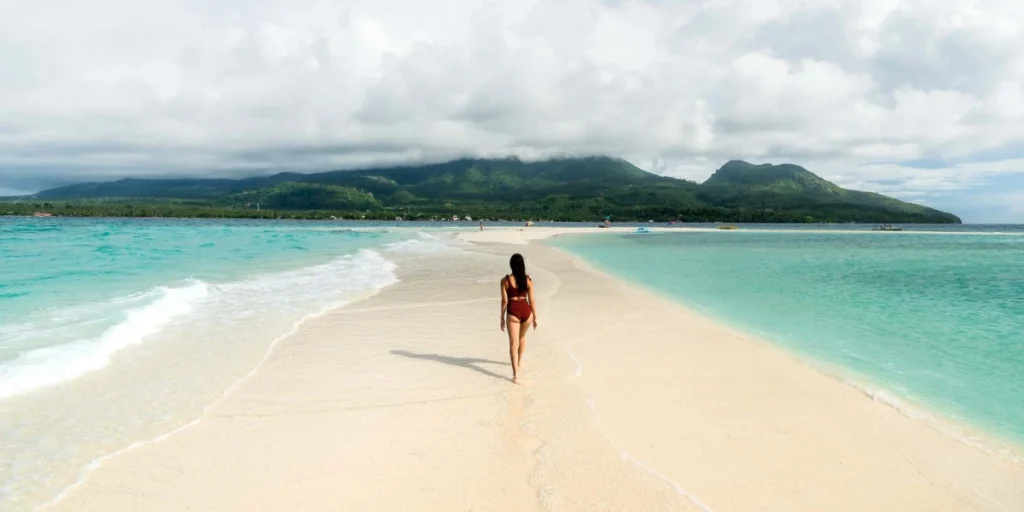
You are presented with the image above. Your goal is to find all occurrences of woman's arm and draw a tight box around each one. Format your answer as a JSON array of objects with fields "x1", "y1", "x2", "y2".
[
  {"x1": 527, "y1": 277, "x2": 538, "y2": 328},
  {"x1": 500, "y1": 277, "x2": 509, "y2": 331}
]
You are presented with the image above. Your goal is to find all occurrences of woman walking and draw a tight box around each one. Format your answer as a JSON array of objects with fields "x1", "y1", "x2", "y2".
[{"x1": 500, "y1": 253, "x2": 537, "y2": 384}]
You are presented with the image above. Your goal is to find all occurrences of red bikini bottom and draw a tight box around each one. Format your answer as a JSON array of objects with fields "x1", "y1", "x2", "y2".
[{"x1": 507, "y1": 299, "x2": 533, "y2": 322}]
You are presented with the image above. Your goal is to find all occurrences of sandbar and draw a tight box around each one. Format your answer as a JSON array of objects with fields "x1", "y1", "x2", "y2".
[{"x1": 43, "y1": 227, "x2": 1024, "y2": 511}]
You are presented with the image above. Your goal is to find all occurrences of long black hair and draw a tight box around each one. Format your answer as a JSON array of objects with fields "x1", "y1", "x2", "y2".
[{"x1": 509, "y1": 253, "x2": 528, "y2": 293}]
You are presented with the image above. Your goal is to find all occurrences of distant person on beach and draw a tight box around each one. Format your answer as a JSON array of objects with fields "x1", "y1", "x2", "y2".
[
  {"x1": 500, "y1": 253, "x2": 537, "y2": 384},
  {"x1": 479, "y1": 221, "x2": 484, "y2": 231}
]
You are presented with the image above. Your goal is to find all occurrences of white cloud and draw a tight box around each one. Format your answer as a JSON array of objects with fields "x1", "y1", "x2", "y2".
[{"x1": 1, "y1": 0, "x2": 1024, "y2": 218}]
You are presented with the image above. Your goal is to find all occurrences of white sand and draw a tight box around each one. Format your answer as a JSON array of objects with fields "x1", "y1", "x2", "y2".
[{"x1": 43, "y1": 227, "x2": 1024, "y2": 511}]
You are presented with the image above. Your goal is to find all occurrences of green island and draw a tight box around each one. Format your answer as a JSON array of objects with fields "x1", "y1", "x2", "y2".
[{"x1": 1, "y1": 157, "x2": 960, "y2": 223}]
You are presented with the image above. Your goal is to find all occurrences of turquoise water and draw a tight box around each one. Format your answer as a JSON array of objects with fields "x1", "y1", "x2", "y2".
[
  {"x1": 551, "y1": 231, "x2": 1024, "y2": 444},
  {"x1": 0, "y1": 218, "x2": 404, "y2": 395},
  {"x1": 2, "y1": 219, "x2": 390, "y2": 318},
  {"x1": 0, "y1": 218, "x2": 455, "y2": 510}
]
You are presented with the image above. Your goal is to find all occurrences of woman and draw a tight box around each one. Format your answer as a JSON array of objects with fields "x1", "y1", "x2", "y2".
[{"x1": 500, "y1": 253, "x2": 538, "y2": 384}]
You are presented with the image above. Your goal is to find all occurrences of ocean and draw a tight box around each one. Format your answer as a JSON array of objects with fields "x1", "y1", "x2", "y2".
[
  {"x1": 550, "y1": 229, "x2": 1024, "y2": 450},
  {"x1": 0, "y1": 218, "x2": 456, "y2": 510}
]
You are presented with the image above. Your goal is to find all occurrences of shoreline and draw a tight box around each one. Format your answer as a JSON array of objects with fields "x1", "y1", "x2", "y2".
[
  {"x1": 1, "y1": 230, "x2": 405, "y2": 511},
  {"x1": 27, "y1": 280, "x2": 400, "y2": 512},
  {"x1": 596, "y1": 257, "x2": 1024, "y2": 463},
  {"x1": 32, "y1": 226, "x2": 1024, "y2": 511},
  {"x1": 522, "y1": 232, "x2": 1023, "y2": 510},
  {"x1": 519, "y1": 227, "x2": 1024, "y2": 458},
  {"x1": 466, "y1": 228, "x2": 1024, "y2": 504},
  {"x1": 6, "y1": 215, "x2": 1022, "y2": 236},
  {"x1": 539, "y1": 236, "x2": 1024, "y2": 463}
]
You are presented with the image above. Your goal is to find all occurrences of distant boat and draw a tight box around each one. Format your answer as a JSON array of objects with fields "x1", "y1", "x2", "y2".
[
  {"x1": 873, "y1": 224, "x2": 902, "y2": 231},
  {"x1": 632, "y1": 226, "x2": 652, "y2": 234}
]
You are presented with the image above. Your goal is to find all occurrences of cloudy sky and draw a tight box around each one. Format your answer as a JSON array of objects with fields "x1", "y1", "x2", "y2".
[{"x1": 2, "y1": 0, "x2": 1023, "y2": 221}]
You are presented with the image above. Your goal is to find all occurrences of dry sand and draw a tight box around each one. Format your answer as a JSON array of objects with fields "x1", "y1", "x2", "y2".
[{"x1": 44, "y1": 227, "x2": 1024, "y2": 511}]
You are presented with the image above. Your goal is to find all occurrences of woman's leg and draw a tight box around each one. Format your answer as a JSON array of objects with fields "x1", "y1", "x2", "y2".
[
  {"x1": 506, "y1": 315, "x2": 522, "y2": 384},
  {"x1": 517, "y1": 314, "x2": 531, "y2": 368}
]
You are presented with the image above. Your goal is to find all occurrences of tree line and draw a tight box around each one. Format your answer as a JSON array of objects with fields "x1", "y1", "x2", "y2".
[{"x1": 0, "y1": 199, "x2": 951, "y2": 224}]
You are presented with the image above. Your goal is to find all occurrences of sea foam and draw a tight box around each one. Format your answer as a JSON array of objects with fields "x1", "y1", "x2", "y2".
[
  {"x1": 0, "y1": 281, "x2": 208, "y2": 400},
  {"x1": 384, "y1": 232, "x2": 466, "y2": 254},
  {"x1": 0, "y1": 249, "x2": 397, "y2": 401},
  {"x1": 1, "y1": 248, "x2": 400, "y2": 512},
  {"x1": 1, "y1": 219, "x2": 408, "y2": 512}
]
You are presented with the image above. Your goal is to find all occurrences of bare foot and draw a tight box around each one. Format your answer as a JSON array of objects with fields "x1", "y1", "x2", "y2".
[{"x1": 512, "y1": 376, "x2": 520, "y2": 385}]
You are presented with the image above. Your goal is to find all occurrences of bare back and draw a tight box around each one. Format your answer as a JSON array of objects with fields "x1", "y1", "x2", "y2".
[{"x1": 504, "y1": 274, "x2": 530, "y2": 297}]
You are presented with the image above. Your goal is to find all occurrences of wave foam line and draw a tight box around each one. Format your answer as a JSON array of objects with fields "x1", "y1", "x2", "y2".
[
  {"x1": 35, "y1": 250, "x2": 399, "y2": 511},
  {"x1": 383, "y1": 231, "x2": 467, "y2": 254},
  {"x1": 845, "y1": 378, "x2": 1024, "y2": 466},
  {"x1": 620, "y1": 452, "x2": 715, "y2": 512},
  {"x1": 581, "y1": 395, "x2": 715, "y2": 512},
  {"x1": 537, "y1": 249, "x2": 713, "y2": 510},
  {"x1": 540, "y1": 255, "x2": 710, "y2": 509},
  {"x1": 1, "y1": 281, "x2": 208, "y2": 400},
  {"x1": 563, "y1": 346, "x2": 582, "y2": 378},
  {"x1": 553, "y1": 326, "x2": 710, "y2": 509}
]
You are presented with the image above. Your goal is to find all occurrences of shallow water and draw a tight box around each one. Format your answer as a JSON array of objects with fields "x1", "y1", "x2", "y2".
[
  {"x1": 0, "y1": 218, "x2": 461, "y2": 510},
  {"x1": 551, "y1": 230, "x2": 1024, "y2": 445}
]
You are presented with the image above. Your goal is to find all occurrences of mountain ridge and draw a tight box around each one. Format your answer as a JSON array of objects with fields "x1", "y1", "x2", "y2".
[{"x1": 18, "y1": 157, "x2": 960, "y2": 223}]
